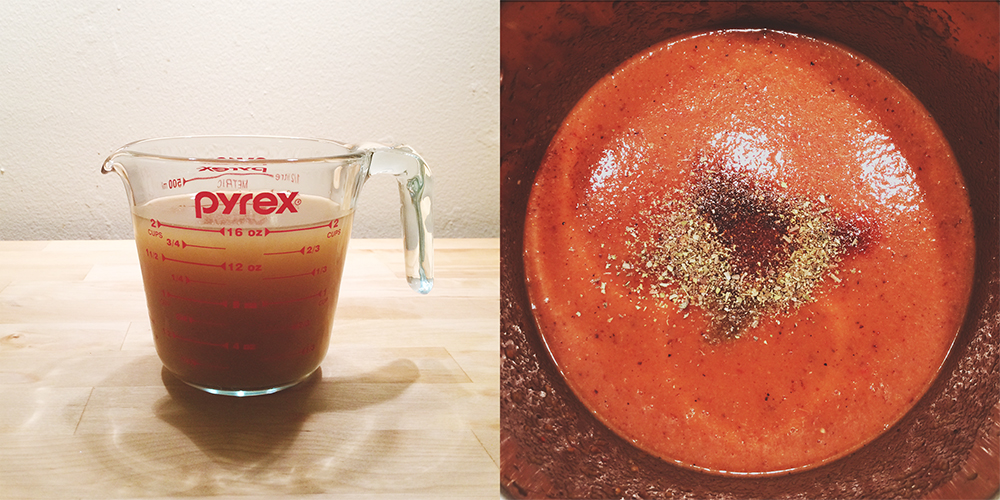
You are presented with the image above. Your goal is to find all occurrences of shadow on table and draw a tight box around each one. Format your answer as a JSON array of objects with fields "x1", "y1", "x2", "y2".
[
  {"x1": 154, "y1": 358, "x2": 420, "y2": 466},
  {"x1": 79, "y1": 355, "x2": 425, "y2": 496}
]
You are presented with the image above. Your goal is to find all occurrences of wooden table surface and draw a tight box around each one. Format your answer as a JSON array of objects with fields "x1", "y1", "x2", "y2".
[{"x1": 0, "y1": 238, "x2": 499, "y2": 499}]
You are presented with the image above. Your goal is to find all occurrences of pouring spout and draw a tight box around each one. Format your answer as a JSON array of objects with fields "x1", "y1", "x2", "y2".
[{"x1": 101, "y1": 153, "x2": 136, "y2": 207}]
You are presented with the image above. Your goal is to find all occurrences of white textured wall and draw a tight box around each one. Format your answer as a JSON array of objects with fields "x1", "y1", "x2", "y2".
[{"x1": 0, "y1": 0, "x2": 498, "y2": 240}]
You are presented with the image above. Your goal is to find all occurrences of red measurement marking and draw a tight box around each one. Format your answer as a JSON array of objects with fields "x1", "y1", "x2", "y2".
[
  {"x1": 183, "y1": 172, "x2": 273, "y2": 184},
  {"x1": 165, "y1": 327, "x2": 229, "y2": 349},
  {"x1": 181, "y1": 241, "x2": 226, "y2": 250},
  {"x1": 264, "y1": 244, "x2": 320, "y2": 258},
  {"x1": 263, "y1": 265, "x2": 326, "y2": 280},
  {"x1": 174, "y1": 313, "x2": 225, "y2": 327},
  {"x1": 161, "y1": 290, "x2": 228, "y2": 307},
  {"x1": 265, "y1": 219, "x2": 335, "y2": 235},
  {"x1": 261, "y1": 288, "x2": 327, "y2": 307},
  {"x1": 231, "y1": 300, "x2": 261, "y2": 309},
  {"x1": 161, "y1": 255, "x2": 225, "y2": 270},
  {"x1": 263, "y1": 247, "x2": 305, "y2": 256},
  {"x1": 152, "y1": 220, "x2": 223, "y2": 234},
  {"x1": 263, "y1": 271, "x2": 313, "y2": 280},
  {"x1": 165, "y1": 328, "x2": 257, "y2": 353},
  {"x1": 259, "y1": 320, "x2": 311, "y2": 333},
  {"x1": 180, "y1": 356, "x2": 229, "y2": 371},
  {"x1": 173, "y1": 274, "x2": 225, "y2": 286}
]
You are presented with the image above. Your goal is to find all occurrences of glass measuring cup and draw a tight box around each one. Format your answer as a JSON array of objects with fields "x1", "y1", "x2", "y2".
[{"x1": 103, "y1": 136, "x2": 433, "y2": 396}]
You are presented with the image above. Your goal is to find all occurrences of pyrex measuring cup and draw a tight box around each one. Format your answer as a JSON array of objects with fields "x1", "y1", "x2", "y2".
[{"x1": 103, "y1": 136, "x2": 432, "y2": 396}]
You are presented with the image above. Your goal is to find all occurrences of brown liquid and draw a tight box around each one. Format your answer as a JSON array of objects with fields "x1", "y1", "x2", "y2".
[{"x1": 133, "y1": 194, "x2": 352, "y2": 392}]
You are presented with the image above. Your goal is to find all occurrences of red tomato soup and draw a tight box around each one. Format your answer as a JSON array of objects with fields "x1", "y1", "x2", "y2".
[{"x1": 524, "y1": 29, "x2": 974, "y2": 475}]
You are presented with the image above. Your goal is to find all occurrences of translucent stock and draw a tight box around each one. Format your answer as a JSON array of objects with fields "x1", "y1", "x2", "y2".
[{"x1": 100, "y1": 136, "x2": 432, "y2": 395}]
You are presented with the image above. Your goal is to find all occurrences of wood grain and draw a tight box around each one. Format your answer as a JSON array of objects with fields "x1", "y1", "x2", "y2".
[{"x1": 0, "y1": 239, "x2": 500, "y2": 499}]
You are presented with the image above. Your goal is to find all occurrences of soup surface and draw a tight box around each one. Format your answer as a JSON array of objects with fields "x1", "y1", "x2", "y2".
[{"x1": 524, "y1": 29, "x2": 974, "y2": 474}]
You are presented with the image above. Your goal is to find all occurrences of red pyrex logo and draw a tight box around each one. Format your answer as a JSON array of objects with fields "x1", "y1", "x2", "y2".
[
  {"x1": 198, "y1": 165, "x2": 267, "y2": 172},
  {"x1": 195, "y1": 191, "x2": 299, "y2": 218}
]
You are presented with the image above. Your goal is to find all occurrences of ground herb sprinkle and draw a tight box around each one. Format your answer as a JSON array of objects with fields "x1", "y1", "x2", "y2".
[{"x1": 623, "y1": 155, "x2": 858, "y2": 342}]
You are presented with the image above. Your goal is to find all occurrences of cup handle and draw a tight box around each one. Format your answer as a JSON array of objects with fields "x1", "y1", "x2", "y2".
[{"x1": 367, "y1": 145, "x2": 434, "y2": 294}]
